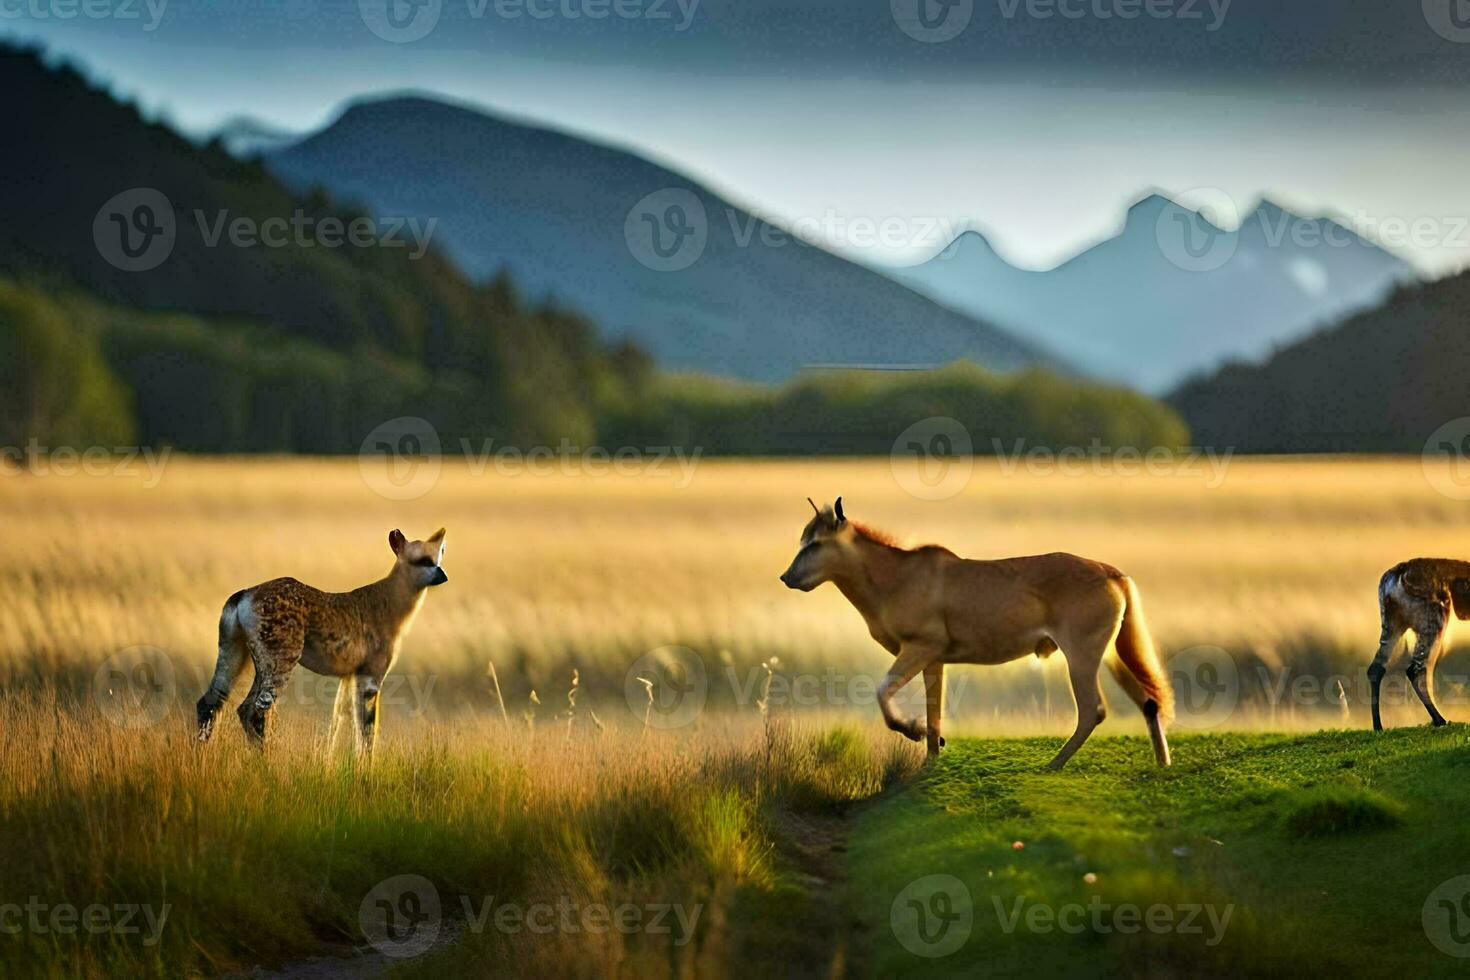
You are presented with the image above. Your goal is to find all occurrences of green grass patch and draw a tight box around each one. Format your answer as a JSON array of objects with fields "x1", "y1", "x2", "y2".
[{"x1": 847, "y1": 727, "x2": 1470, "y2": 978}]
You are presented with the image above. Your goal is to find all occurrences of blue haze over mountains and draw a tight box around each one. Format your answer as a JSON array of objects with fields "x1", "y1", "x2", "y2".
[
  {"x1": 265, "y1": 97, "x2": 1412, "y2": 390},
  {"x1": 894, "y1": 195, "x2": 1412, "y2": 391},
  {"x1": 267, "y1": 97, "x2": 1051, "y2": 382}
]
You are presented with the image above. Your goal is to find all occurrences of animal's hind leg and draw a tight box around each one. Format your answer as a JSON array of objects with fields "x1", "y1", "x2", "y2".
[
  {"x1": 1367, "y1": 617, "x2": 1406, "y2": 732},
  {"x1": 237, "y1": 635, "x2": 302, "y2": 747},
  {"x1": 1406, "y1": 606, "x2": 1449, "y2": 727},
  {"x1": 196, "y1": 619, "x2": 248, "y2": 742},
  {"x1": 1103, "y1": 650, "x2": 1169, "y2": 766},
  {"x1": 1048, "y1": 620, "x2": 1118, "y2": 770}
]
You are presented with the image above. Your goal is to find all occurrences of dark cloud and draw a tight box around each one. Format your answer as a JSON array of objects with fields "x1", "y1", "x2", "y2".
[{"x1": 17, "y1": 0, "x2": 1470, "y2": 86}]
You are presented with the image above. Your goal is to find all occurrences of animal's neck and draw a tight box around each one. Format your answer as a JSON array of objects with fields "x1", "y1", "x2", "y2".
[
  {"x1": 833, "y1": 535, "x2": 906, "y2": 622},
  {"x1": 365, "y1": 566, "x2": 428, "y2": 632}
]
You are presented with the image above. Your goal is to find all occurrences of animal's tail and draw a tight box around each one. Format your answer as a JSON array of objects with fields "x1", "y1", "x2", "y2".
[{"x1": 1107, "y1": 576, "x2": 1174, "y2": 724}]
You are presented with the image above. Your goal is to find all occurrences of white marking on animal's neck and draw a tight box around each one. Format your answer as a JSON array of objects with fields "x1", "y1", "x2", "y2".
[{"x1": 395, "y1": 589, "x2": 428, "y2": 638}]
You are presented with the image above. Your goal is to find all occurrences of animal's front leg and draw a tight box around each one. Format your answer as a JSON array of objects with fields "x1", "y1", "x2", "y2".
[
  {"x1": 328, "y1": 676, "x2": 355, "y2": 751},
  {"x1": 879, "y1": 644, "x2": 941, "y2": 742},
  {"x1": 922, "y1": 662, "x2": 946, "y2": 758},
  {"x1": 354, "y1": 675, "x2": 382, "y2": 756}
]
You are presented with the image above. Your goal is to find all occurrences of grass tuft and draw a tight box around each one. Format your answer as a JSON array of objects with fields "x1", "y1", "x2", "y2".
[{"x1": 1280, "y1": 784, "x2": 1404, "y2": 839}]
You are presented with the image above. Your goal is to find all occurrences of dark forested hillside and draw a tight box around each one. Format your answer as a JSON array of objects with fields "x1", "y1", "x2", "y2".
[
  {"x1": 1169, "y1": 272, "x2": 1470, "y2": 453},
  {"x1": 0, "y1": 45, "x2": 636, "y2": 451}
]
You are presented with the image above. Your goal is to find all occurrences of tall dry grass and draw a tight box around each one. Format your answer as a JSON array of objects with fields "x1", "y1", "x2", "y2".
[
  {"x1": 0, "y1": 690, "x2": 920, "y2": 977},
  {"x1": 4, "y1": 456, "x2": 1470, "y2": 731}
]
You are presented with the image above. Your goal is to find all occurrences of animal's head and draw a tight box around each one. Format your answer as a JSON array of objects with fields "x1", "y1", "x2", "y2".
[
  {"x1": 389, "y1": 528, "x2": 449, "y2": 588},
  {"x1": 780, "y1": 497, "x2": 854, "y2": 592}
]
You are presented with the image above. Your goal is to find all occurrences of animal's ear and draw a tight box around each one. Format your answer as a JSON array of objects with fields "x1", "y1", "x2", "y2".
[
  {"x1": 834, "y1": 497, "x2": 845, "y2": 523},
  {"x1": 388, "y1": 529, "x2": 407, "y2": 556},
  {"x1": 428, "y1": 527, "x2": 446, "y2": 545}
]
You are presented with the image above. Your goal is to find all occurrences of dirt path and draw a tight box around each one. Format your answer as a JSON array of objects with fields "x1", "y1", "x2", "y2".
[
  {"x1": 230, "y1": 804, "x2": 877, "y2": 978},
  {"x1": 768, "y1": 807, "x2": 866, "y2": 978},
  {"x1": 229, "y1": 922, "x2": 463, "y2": 980}
]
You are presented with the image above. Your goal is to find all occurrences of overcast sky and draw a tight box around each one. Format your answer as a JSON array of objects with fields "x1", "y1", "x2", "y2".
[{"x1": 10, "y1": 0, "x2": 1470, "y2": 274}]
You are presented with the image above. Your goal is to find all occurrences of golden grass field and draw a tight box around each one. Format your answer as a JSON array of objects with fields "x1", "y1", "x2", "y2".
[
  {"x1": 5, "y1": 455, "x2": 1470, "y2": 732},
  {"x1": 5, "y1": 455, "x2": 1470, "y2": 977}
]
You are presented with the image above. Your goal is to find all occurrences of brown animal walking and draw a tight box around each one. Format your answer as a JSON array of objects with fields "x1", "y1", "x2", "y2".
[
  {"x1": 780, "y1": 499, "x2": 1172, "y2": 769},
  {"x1": 1368, "y1": 558, "x2": 1470, "y2": 730},
  {"x1": 195, "y1": 528, "x2": 448, "y2": 751}
]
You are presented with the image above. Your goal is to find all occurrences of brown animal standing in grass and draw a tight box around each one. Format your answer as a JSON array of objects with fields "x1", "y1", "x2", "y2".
[
  {"x1": 1368, "y1": 558, "x2": 1470, "y2": 730},
  {"x1": 195, "y1": 528, "x2": 448, "y2": 751},
  {"x1": 780, "y1": 499, "x2": 1172, "y2": 769}
]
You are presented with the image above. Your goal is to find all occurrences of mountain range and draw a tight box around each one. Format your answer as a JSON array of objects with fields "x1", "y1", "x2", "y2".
[
  {"x1": 893, "y1": 194, "x2": 1413, "y2": 392},
  {"x1": 264, "y1": 96, "x2": 1052, "y2": 382}
]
